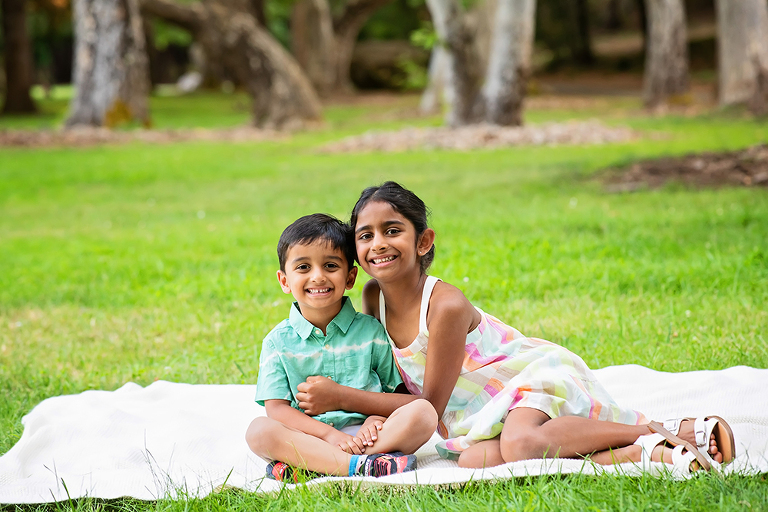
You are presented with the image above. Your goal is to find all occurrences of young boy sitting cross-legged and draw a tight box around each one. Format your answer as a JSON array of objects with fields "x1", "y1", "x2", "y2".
[{"x1": 245, "y1": 214, "x2": 437, "y2": 481}]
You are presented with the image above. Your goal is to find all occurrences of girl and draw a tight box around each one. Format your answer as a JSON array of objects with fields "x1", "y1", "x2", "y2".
[{"x1": 296, "y1": 182, "x2": 735, "y2": 473}]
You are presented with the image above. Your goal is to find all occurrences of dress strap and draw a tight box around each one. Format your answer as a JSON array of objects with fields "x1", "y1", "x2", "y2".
[
  {"x1": 378, "y1": 289, "x2": 387, "y2": 330},
  {"x1": 419, "y1": 276, "x2": 440, "y2": 334}
]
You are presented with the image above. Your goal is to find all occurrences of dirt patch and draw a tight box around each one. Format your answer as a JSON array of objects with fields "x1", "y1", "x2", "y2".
[
  {"x1": 0, "y1": 126, "x2": 284, "y2": 149},
  {"x1": 604, "y1": 144, "x2": 768, "y2": 192},
  {"x1": 320, "y1": 120, "x2": 638, "y2": 153}
]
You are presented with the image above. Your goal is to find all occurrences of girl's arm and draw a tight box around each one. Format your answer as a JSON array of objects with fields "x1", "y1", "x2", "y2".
[
  {"x1": 296, "y1": 377, "x2": 417, "y2": 417},
  {"x1": 415, "y1": 283, "x2": 477, "y2": 417},
  {"x1": 297, "y1": 282, "x2": 476, "y2": 419}
]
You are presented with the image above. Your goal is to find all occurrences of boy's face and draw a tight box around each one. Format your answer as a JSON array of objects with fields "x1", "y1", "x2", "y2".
[{"x1": 277, "y1": 240, "x2": 357, "y2": 322}]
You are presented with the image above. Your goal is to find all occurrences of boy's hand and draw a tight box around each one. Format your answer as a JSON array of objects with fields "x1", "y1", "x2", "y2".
[
  {"x1": 296, "y1": 376, "x2": 341, "y2": 415},
  {"x1": 323, "y1": 429, "x2": 367, "y2": 455},
  {"x1": 356, "y1": 415, "x2": 386, "y2": 447}
]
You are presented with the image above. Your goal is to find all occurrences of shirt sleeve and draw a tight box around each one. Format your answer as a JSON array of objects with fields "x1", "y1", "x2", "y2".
[
  {"x1": 254, "y1": 336, "x2": 293, "y2": 406},
  {"x1": 370, "y1": 326, "x2": 403, "y2": 393}
]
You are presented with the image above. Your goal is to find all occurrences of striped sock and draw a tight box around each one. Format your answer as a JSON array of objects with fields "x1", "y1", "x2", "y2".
[{"x1": 348, "y1": 455, "x2": 361, "y2": 476}]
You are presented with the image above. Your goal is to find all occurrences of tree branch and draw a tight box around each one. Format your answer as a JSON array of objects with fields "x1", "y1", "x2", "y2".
[
  {"x1": 139, "y1": 0, "x2": 204, "y2": 32},
  {"x1": 333, "y1": 0, "x2": 393, "y2": 38}
]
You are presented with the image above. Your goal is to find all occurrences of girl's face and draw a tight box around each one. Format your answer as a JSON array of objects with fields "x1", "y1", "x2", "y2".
[{"x1": 353, "y1": 200, "x2": 433, "y2": 281}]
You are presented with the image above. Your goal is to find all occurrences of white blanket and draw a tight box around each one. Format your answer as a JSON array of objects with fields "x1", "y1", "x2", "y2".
[{"x1": 1, "y1": 365, "x2": 767, "y2": 504}]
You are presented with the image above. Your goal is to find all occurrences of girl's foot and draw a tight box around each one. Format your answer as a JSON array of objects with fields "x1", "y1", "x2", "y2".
[
  {"x1": 657, "y1": 417, "x2": 735, "y2": 465},
  {"x1": 634, "y1": 428, "x2": 710, "y2": 474}
]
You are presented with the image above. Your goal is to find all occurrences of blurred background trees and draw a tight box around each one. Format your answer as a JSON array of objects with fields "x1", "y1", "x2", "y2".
[{"x1": 1, "y1": 0, "x2": 767, "y2": 126}]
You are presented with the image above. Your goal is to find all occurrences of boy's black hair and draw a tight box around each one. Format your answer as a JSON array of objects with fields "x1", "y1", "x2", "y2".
[
  {"x1": 277, "y1": 214, "x2": 356, "y2": 272},
  {"x1": 350, "y1": 181, "x2": 435, "y2": 273}
]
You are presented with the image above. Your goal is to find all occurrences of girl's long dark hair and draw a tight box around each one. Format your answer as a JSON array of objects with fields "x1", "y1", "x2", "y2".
[{"x1": 350, "y1": 181, "x2": 435, "y2": 273}]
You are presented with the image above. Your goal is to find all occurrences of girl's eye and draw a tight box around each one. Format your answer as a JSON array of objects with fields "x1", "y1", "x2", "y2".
[
  {"x1": 358, "y1": 233, "x2": 372, "y2": 241},
  {"x1": 386, "y1": 228, "x2": 400, "y2": 235}
]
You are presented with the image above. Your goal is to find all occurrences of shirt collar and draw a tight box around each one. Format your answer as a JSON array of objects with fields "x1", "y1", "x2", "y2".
[{"x1": 289, "y1": 296, "x2": 356, "y2": 340}]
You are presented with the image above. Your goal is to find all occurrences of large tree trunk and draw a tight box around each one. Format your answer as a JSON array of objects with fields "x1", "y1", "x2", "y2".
[
  {"x1": 426, "y1": 0, "x2": 534, "y2": 127},
  {"x1": 67, "y1": 0, "x2": 151, "y2": 127},
  {"x1": 428, "y1": 0, "x2": 484, "y2": 125},
  {"x1": 1, "y1": 0, "x2": 37, "y2": 114},
  {"x1": 716, "y1": 0, "x2": 768, "y2": 110},
  {"x1": 642, "y1": 0, "x2": 688, "y2": 108},
  {"x1": 141, "y1": 0, "x2": 321, "y2": 128},
  {"x1": 291, "y1": 0, "x2": 335, "y2": 96},
  {"x1": 481, "y1": 0, "x2": 536, "y2": 125}
]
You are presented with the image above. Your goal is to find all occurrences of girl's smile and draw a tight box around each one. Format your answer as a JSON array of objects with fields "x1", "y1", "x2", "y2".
[{"x1": 354, "y1": 201, "x2": 424, "y2": 279}]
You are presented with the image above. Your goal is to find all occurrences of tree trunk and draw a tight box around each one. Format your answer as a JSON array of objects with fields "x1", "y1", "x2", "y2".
[
  {"x1": 574, "y1": 0, "x2": 594, "y2": 65},
  {"x1": 291, "y1": 0, "x2": 335, "y2": 96},
  {"x1": 1, "y1": 0, "x2": 37, "y2": 114},
  {"x1": 481, "y1": 0, "x2": 536, "y2": 126},
  {"x1": 141, "y1": 0, "x2": 321, "y2": 128},
  {"x1": 332, "y1": 0, "x2": 395, "y2": 92},
  {"x1": 428, "y1": 0, "x2": 484, "y2": 125},
  {"x1": 716, "y1": 0, "x2": 768, "y2": 108},
  {"x1": 419, "y1": 45, "x2": 454, "y2": 114},
  {"x1": 642, "y1": 0, "x2": 688, "y2": 108},
  {"x1": 67, "y1": 0, "x2": 151, "y2": 127}
]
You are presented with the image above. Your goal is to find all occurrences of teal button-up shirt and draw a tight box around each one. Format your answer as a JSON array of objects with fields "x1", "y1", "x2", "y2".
[{"x1": 255, "y1": 296, "x2": 402, "y2": 429}]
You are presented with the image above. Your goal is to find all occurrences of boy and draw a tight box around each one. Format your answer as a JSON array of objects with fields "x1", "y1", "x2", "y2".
[{"x1": 245, "y1": 214, "x2": 437, "y2": 481}]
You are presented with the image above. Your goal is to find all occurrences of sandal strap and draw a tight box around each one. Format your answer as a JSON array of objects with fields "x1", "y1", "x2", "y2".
[
  {"x1": 634, "y1": 433, "x2": 666, "y2": 470},
  {"x1": 671, "y1": 444, "x2": 698, "y2": 476}
]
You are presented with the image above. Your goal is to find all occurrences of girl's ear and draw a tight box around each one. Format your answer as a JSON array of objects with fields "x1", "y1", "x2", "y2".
[
  {"x1": 345, "y1": 265, "x2": 358, "y2": 290},
  {"x1": 276, "y1": 270, "x2": 292, "y2": 294},
  {"x1": 417, "y1": 228, "x2": 436, "y2": 256}
]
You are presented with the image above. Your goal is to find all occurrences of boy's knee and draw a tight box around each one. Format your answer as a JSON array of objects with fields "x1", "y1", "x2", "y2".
[
  {"x1": 404, "y1": 399, "x2": 439, "y2": 435},
  {"x1": 245, "y1": 417, "x2": 281, "y2": 456}
]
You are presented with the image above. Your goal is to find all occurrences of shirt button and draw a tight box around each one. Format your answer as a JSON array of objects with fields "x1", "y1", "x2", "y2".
[
  {"x1": 315, "y1": 328, "x2": 322, "y2": 335},
  {"x1": 324, "y1": 344, "x2": 330, "y2": 349},
  {"x1": 329, "y1": 423, "x2": 334, "y2": 427}
]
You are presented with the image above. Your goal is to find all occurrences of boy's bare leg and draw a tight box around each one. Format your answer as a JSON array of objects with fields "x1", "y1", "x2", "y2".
[
  {"x1": 366, "y1": 399, "x2": 438, "y2": 455},
  {"x1": 246, "y1": 417, "x2": 351, "y2": 476}
]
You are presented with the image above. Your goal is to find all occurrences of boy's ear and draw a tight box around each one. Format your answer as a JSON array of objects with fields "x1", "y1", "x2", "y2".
[
  {"x1": 417, "y1": 228, "x2": 436, "y2": 256},
  {"x1": 345, "y1": 265, "x2": 358, "y2": 290},
  {"x1": 276, "y1": 270, "x2": 292, "y2": 294}
]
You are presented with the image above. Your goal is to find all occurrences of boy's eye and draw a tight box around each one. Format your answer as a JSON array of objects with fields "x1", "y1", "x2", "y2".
[
  {"x1": 325, "y1": 263, "x2": 339, "y2": 270},
  {"x1": 295, "y1": 264, "x2": 310, "y2": 271}
]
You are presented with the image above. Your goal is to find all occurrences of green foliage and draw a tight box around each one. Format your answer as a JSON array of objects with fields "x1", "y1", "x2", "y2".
[
  {"x1": 410, "y1": 21, "x2": 438, "y2": 51},
  {"x1": 151, "y1": 19, "x2": 192, "y2": 51},
  {"x1": 1, "y1": 92, "x2": 768, "y2": 509}
]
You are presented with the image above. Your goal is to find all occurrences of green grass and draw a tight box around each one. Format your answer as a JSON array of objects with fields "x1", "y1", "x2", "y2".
[{"x1": 1, "y1": 90, "x2": 768, "y2": 510}]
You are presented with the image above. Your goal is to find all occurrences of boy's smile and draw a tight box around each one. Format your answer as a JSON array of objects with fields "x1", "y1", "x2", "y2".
[{"x1": 277, "y1": 240, "x2": 357, "y2": 332}]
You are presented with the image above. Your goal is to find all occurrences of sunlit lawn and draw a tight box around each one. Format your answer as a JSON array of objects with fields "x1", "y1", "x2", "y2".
[{"x1": 1, "y1": 87, "x2": 767, "y2": 510}]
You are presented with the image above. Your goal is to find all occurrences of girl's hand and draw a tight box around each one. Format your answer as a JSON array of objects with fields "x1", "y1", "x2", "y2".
[
  {"x1": 323, "y1": 429, "x2": 366, "y2": 455},
  {"x1": 296, "y1": 376, "x2": 342, "y2": 415},
  {"x1": 356, "y1": 415, "x2": 386, "y2": 446}
]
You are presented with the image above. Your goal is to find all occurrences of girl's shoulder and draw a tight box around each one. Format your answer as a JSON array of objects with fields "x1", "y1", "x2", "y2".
[{"x1": 429, "y1": 279, "x2": 475, "y2": 317}]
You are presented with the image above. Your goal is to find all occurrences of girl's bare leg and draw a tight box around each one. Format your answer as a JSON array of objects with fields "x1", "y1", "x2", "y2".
[
  {"x1": 498, "y1": 407, "x2": 651, "y2": 462},
  {"x1": 245, "y1": 417, "x2": 351, "y2": 476},
  {"x1": 458, "y1": 439, "x2": 505, "y2": 468},
  {"x1": 367, "y1": 399, "x2": 438, "y2": 454}
]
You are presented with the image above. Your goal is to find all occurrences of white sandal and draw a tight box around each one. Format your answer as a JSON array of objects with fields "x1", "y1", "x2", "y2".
[
  {"x1": 634, "y1": 421, "x2": 711, "y2": 475},
  {"x1": 657, "y1": 416, "x2": 736, "y2": 466}
]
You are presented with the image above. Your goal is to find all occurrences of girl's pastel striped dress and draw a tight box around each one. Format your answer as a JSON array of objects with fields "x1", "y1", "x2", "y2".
[{"x1": 380, "y1": 276, "x2": 646, "y2": 459}]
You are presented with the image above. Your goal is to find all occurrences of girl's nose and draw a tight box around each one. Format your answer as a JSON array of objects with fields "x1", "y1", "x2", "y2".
[{"x1": 372, "y1": 232, "x2": 387, "y2": 251}]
